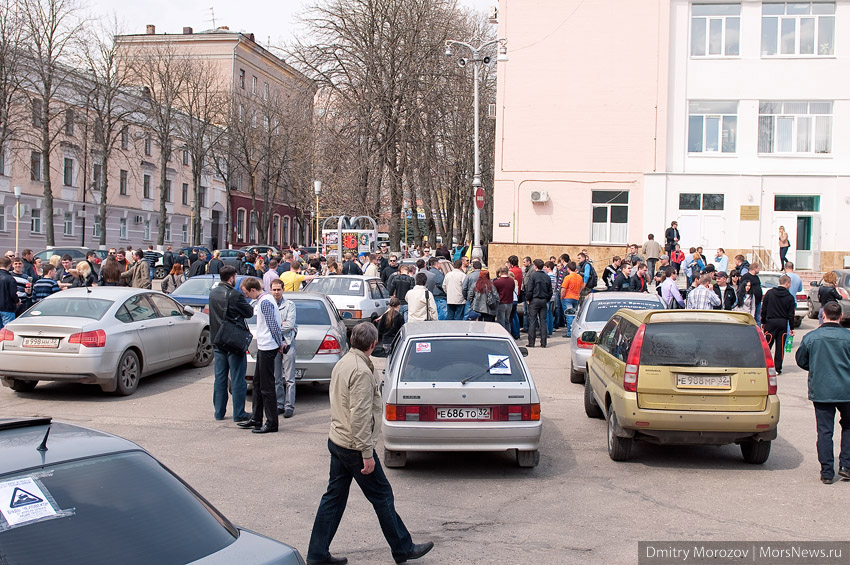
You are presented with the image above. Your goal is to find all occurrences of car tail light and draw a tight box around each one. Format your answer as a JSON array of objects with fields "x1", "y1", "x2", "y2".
[
  {"x1": 795, "y1": 293, "x2": 807, "y2": 302},
  {"x1": 317, "y1": 334, "x2": 341, "y2": 355},
  {"x1": 496, "y1": 404, "x2": 541, "y2": 421},
  {"x1": 385, "y1": 404, "x2": 539, "y2": 422},
  {"x1": 69, "y1": 329, "x2": 107, "y2": 348},
  {"x1": 623, "y1": 324, "x2": 646, "y2": 393},
  {"x1": 576, "y1": 337, "x2": 594, "y2": 349},
  {"x1": 339, "y1": 309, "x2": 362, "y2": 320},
  {"x1": 386, "y1": 405, "x2": 436, "y2": 421},
  {"x1": 202, "y1": 305, "x2": 210, "y2": 314},
  {"x1": 0, "y1": 328, "x2": 14, "y2": 342},
  {"x1": 756, "y1": 327, "x2": 778, "y2": 395}
]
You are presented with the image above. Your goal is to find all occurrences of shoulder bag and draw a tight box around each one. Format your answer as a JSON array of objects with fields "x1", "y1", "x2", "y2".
[
  {"x1": 213, "y1": 289, "x2": 253, "y2": 354},
  {"x1": 425, "y1": 290, "x2": 433, "y2": 321}
]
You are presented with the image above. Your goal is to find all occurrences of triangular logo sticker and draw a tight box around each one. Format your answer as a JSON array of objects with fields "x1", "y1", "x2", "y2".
[{"x1": 9, "y1": 487, "x2": 43, "y2": 508}]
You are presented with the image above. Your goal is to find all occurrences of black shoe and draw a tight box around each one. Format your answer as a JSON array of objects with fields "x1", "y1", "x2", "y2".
[
  {"x1": 541, "y1": 343, "x2": 547, "y2": 348},
  {"x1": 252, "y1": 424, "x2": 278, "y2": 434},
  {"x1": 277, "y1": 407, "x2": 286, "y2": 415},
  {"x1": 237, "y1": 419, "x2": 261, "y2": 429},
  {"x1": 234, "y1": 415, "x2": 251, "y2": 423},
  {"x1": 839, "y1": 467, "x2": 850, "y2": 479},
  {"x1": 306, "y1": 556, "x2": 348, "y2": 565},
  {"x1": 821, "y1": 476, "x2": 835, "y2": 484},
  {"x1": 284, "y1": 409, "x2": 294, "y2": 418},
  {"x1": 394, "y1": 541, "x2": 434, "y2": 564},
  {"x1": 527, "y1": 343, "x2": 535, "y2": 348}
]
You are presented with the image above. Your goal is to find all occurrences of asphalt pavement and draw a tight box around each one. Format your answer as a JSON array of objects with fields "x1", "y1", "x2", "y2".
[{"x1": 1, "y1": 315, "x2": 847, "y2": 564}]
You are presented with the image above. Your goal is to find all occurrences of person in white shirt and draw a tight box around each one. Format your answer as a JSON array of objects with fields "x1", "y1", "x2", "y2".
[
  {"x1": 661, "y1": 267, "x2": 685, "y2": 308},
  {"x1": 713, "y1": 248, "x2": 729, "y2": 273},
  {"x1": 270, "y1": 279, "x2": 297, "y2": 418},
  {"x1": 405, "y1": 273, "x2": 438, "y2": 322},
  {"x1": 443, "y1": 259, "x2": 467, "y2": 320},
  {"x1": 363, "y1": 254, "x2": 380, "y2": 278}
]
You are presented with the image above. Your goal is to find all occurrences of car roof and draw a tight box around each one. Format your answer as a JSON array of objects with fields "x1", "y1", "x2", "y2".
[
  {"x1": 622, "y1": 308, "x2": 756, "y2": 325},
  {"x1": 282, "y1": 291, "x2": 330, "y2": 301},
  {"x1": 40, "y1": 287, "x2": 153, "y2": 301},
  {"x1": 314, "y1": 275, "x2": 381, "y2": 281},
  {"x1": 0, "y1": 418, "x2": 142, "y2": 477},
  {"x1": 586, "y1": 291, "x2": 664, "y2": 302},
  {"x1": 402, "y1": 321, "x2": 513, "y2": 338}
]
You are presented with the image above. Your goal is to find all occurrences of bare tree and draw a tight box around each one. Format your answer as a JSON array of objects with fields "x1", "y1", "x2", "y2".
[
  {"x1": 0, "y1": 0, "x2": 26, "y2": 171},
  {"x1": 21, "y1": 0, "x2": 86, "y2": 246},
  {"x1": 209, "y1": 106, "x2": 242, "y2": 249}
]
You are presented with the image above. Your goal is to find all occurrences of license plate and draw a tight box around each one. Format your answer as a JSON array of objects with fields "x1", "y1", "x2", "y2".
[
  {"x1": 295, "y1": 369, "x2": 304, "y2": 379},
  {"x1": 677, "y1": 374, "x2": 732, "y2": 389},
  {"x1": 22, "y1": 337, "x2": 60, "y2": 349},
  {"x1": 436, "y1": 407, "x2": 491, "y2": 420}
]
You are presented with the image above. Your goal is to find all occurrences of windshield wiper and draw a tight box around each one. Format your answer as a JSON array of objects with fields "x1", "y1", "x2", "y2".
[{"x1": 461, "y1": 356, "x2": 510, "y2": 385}]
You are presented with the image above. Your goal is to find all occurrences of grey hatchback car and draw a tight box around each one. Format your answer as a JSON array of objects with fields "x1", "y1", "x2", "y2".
[
  {"x1": 0, "y1": 417, "x2": 305, "y2": 564},
  {"x1": 569, "y1": 292, "x2": 665, "y2": 383}
]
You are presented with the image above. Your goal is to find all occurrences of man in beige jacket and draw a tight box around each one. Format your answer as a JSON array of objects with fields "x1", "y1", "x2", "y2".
[
  {"x1": 306, "y1": 323, "x2": 433, "y2": 565},
  {"x1": 404, "y1": 273, "x2": 438, "y2": 322},
  {"x1": 119, "y1": 249, "x2": 151, "y2": 289}
]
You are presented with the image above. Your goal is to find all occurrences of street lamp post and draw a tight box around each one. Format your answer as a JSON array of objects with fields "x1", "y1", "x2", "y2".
[
  {"x1": 445, "y1": 38, "x2": 508, "y2": 262},
  {"x1": 13, "y1": 186, "x2": 22, "y2": 255},
  {"x1": 314, "y1": 180, "x2": 322, "y2": 250}
]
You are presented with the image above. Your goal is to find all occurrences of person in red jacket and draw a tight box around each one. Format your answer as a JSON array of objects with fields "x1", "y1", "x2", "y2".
[{"x1": 670, "y1": 244, "x2": 685, "y2": 275}]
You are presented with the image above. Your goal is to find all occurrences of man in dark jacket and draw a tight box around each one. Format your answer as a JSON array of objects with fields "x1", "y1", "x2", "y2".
[
  {"x1": 380, "y1": 255, "x2": 398, "y2": 284},
  {"x1": 341, "y1": 253, "x2": 363, "y2": 275},
  {"x1": 188, "y1": 251, "x2": 208, "y2": 277},
  {"x1": 611, "y1": 263, "x2": 632, "y2": 292},
  {"x1": 796, "y1": 301, "x2": 850, "y2": 484},
  {"x1": 0, "y1": 256, "x2": 19, "y2": 329},
  {"x1": 761, "y1": 274, "x2": 796, "y2": 374},
  {"x1": 629, "y1": 263, "x2": 648, "y2": 292},
  {"x1": 526, "y1": 259, "x2": 553, "y2": 348},
  {"x1": 162, "y1": 246, "x2": 175, "y2": 274},
  {"x1": 21, "y1": 249, "x2": 37, "y2": 280},
  {"x1": 387, "y1": 264, "x2": 415, "y2": 321},
  {"x1": 209, "y1": 266, "x2": 254, "y2": 422},
  {"x1": 712, "y1": 271, "x2": 737, "y2": 310},
  {"x1": 664, "y1": 221, "x2": 680, "y2": 254}
]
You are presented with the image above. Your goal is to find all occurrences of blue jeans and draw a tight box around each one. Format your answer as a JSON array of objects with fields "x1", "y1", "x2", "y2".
[
  {"x1": 307, "y1": 439, "x2": 414, "y2": 562},
  {"x1": 400, "y1": 304, "x2": 408, "y2": 323},
  {"x1": 546, "y1": 302, "x2": 554, "y2": 335},
  {"x1": 511, "y1": 302, "x2": 520, "y2": 338},
  {"x1": 149, "y1": 265, "x2": 155, "y2": 281},
  {"x1": 434, "y1": 296, "x2": 447, "y2": 320},
  {"x1": 562, "y1": 298, "x2": 578, "y2": 336},
  {"x1": 521, "y1": 300, "x2": 529, "y2": 331},
  {"x1": 213, "y1": 346, "x2": 249, "y2": 421},
  {"x1": 754, "y1": 302, "x2": 762, "y2": 325},
  {"x1": 0, "y1": 311, "x2": 14, "y2": 329},
  {"x1": 814, "y1": 402, "x2": 850, "y2": 480},
  {"x1": 447, "y1": 303, "x2": 465, "y2": 320},
  {"x1": 553, "y1": 297, "x2": 564, "y2": 328}
]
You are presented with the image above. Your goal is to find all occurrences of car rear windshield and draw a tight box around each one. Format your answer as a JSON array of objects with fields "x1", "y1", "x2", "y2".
[
  {"x1": 640, "y1": 322, "x2": 765, "y2": 368},
  {"x1": 21, "y1": 297, "x2": 113, "y2": 320},
  {"x1": 305, "y1": 277, "x2": 365, "y2": 297},
  {"x1": 759, "y1": 274, "x2": 780, "y2": 288},
  {"x1": 585, "y1": 299, "x2": 662, "y2": 323},
  {"x1": 400, "y1": 338, "x2": 525, "y2": 383},
  {"x1": 173, "y1": 278, "x2": 217, "y2": 296},
  {"x1": 294, "y1": 300, "x2": 331, "y2": 325},
  {"x1": 0, "y1": 451, "x2": 236, "y2": 564}
]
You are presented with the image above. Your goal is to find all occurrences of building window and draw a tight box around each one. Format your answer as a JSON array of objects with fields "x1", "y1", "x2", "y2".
[
  {"x1": 119, "y1": 217, "x2": 127, "y2": 239},
  {"x1": 0, "y1": 145, "x2": 5, "y2": 175},
  {"x1": 94, "y1": 118, "x2": 104, "y2": 144},
  {"x1": 239, "y1": 69, "x2": 245, "y2": 89},
  {"x1": 198, "y1": 186, "x2": 206, "y2": 208},
  {"x1": 32, "y1": 99, "x2": 42, "y2": 127},
  {"x1": 64, "y1": 212, "x2": 73, "y2": 236},
  {"x1": 249, "y1": 211, "x2": 257, "y2": 243},
  {"x1": 65, "y1": 109, "x2": 75, "y2": 136},
  {"x1": 691, "y1": 4, "x2": 740, "y2": 57},
  {"x1": 236, "y1": 208, "x2": 246, "y2": 241},
  {"x1": 143, "y1": 174, "x2": 151, "y2": 199},
  {"x1": 121, "y1": 126, "x2": 129, "y2": 149},
  {"x1": 144, "y1": 220, "x2": 151, "y2": 241},
  {"x1": 31, "y1": 209, "x2": 41, "y2": 233},
  {"x1": 181, "y1": 223, "x2": 188, "y2": 243},
  {"x1": 758, "y1": 100, "x2": 832, "y2": 154},
  {"x1": 679, "y1": 193, "x2": 725, "y2": 210},
  {"x1": 182, "y1": 148, "x2": 189, "y2": 165},
  {"x1": 264, "y1": 82, "x2": 269, "y2": 100},
  {"x1": 165, "y1": 222, "x2": 171, "y2": 242},
  {"x1": 182, "y1": 183, "x2": 189, "y2": 205},
  {"x1": 775, "y1": 195, "x2": 820, "y2": 211},
  {"x1": 590, "y1": 191, "x2": 628, "y2": 244},
  {"x1": 166, "y1": 140, "x2": 172, "y2": 162},
  {"x1": 252, "y1": 75, "x2": 257, "y2": 94},
  {"x1": 272, "y1": 215, "x2": 279, "y2": 245},
  {"x1": 93, "y1": 216, "x2": 101, "y2": 239},
  {"x1": 762, "y1": 2, "x2": 834, "y2": 56},
  {"x1": 144, "y1": 135, "x2": 152, "y2": 156},
  {"x1": 164, "y1": 179, "x2": 172, "y2": 202},
  {"x1": 31, "y1": 152, "x2": 41, "y2": 181},
  {"x1": 688, "y1": 101, "x2": 737, "y2": 153},
  {"x1": 93, "y1": 164, "x2": 103, "y2": 191},
  {"x1": 63, "y1": 158, "x2": 74, "y2": 186},
  {"x1": 0, "y1": 205, "x2": 4, "y2": 232},
  {"x1": 120, "y1": 170, "x2": 128, "y2": 195}
]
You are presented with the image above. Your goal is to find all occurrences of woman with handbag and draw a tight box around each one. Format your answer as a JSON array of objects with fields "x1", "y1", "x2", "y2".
[
  {"x1": 468, "y1": 270, "x2": 499, "y2": 322},
  {"x1": 160, "y1": 264, "x2": 187, "y2": 294}
]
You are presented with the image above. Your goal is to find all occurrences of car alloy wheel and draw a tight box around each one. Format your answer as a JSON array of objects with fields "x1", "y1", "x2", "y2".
[
  {"x1": 116, "y1": 350, "x2": 140, "y2": 396},
  {"x1": 192, "y1": 329, "x2": 213, "y2": 367},
  {"x1": 808, "y1": 300, "x2": 818, "y2": 319},
  {"x1": 607, "y1": 407, "x2": 632, "y2": 461}
]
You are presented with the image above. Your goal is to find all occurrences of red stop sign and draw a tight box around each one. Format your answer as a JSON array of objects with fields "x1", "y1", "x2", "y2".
[{"x1": 475, "y1": 187, "x2": 485, "y2": 209}]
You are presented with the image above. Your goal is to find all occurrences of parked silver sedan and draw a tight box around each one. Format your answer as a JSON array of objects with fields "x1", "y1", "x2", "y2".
[
  {"x1": 246, "y1": 292, "x2": 349, "y2": 385},
  {"x1": 381, "y1": 321, "x2": 542, "y2": 468},
  {"x1": 0, "y1": 288, "x2": 213, "y2": 395},
  {"x1": 303, "y1": 275, "x2": 389, "y2": 328},
  {"x1": 569, "y1": 291, "x2": 665, "y2": 383}
]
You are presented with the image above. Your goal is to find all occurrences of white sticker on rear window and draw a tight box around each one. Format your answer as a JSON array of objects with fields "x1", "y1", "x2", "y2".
[
  {"x1": 488, "y1": 355, "x2": 511, "y2": 374},
  {"x1": 0, "y1": 477, "x2": 58, "y2": 527},
  {"x1": 30, "y1": 311, "x2": 41, "y2": 316},
  {"x1": 415, "y1": 342, "x2": 431, "y2": 353},
  {"x1": 349, "y1": 280, "x2": 362, "y2": 291}
]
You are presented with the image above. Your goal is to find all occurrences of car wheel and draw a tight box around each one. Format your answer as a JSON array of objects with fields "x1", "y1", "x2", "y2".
[
  {"x1": 154, "y1": 266, "x2": 166, "y2": 279},
  {"x1": 607, "y1": 407, "x2": 632, "y2": 461},
  {"x1": 516, "y1": 449, "x2": 540, "y2": 468},
  {"x1": 794, "y1": 316, "x2": 802, "y2": 329},
  {"x1": 584, "y1": 376, "x2": 603, "y2": 419},
  {"x1": 570, "y1": 361, "x2": 584, "y2": 384},
  {"x1": 740, "y1": 440, "x2": 771, "y2": 464},
  {"x1": 115, "y1": 350, "x2": 141, "y2": 396},
  {"x1": 192, "y1": 329, "x2": 214, "y2": 367},
  {"x1": 808, "y1": 300, "x2": 818, "y2": 319},
  {"x1": 383, "y1": 449, "x2": 407, "y2": 468},
  {"x1": 10, "y1": 379, "x2": 38, "y2": 392}
]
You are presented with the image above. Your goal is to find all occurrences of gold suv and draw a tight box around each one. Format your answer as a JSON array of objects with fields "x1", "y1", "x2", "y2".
[{"x1": 582, "y1": 310, "x2": 780, "y2": 463}]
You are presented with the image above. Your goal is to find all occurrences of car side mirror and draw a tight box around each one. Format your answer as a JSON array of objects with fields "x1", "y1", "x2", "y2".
[
  {"x1": 183, "y1": 305, "x2": 195, "y2": 317},
  {"x1": 581, "y1": 331, "x2": 598, "y2": 344},
  {"x1": 810, "y1": 281, "x2": 819, "y2": 287},
  {"x1": 518, "y1": 346, "x2": 529, "y2": 357}
]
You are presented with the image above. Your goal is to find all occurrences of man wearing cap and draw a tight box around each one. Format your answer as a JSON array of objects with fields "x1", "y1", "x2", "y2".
[{"x1": 712, "y1": 271, "x2": 737, "y2": 310}]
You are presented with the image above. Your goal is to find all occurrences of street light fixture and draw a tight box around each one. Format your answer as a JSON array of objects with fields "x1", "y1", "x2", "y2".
[
  {"x1": 314, "y1": 180, "x2": 322, "y2": 249},
  {"x1": 445, "y1": 37, "x2": 507, "y2": 261},
  {"x1": 13, "y1": 186, "x2": 22, "y2": 255}
]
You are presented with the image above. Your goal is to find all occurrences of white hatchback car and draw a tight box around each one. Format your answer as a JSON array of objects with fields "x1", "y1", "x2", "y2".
[{"x1": 381, "y1": 321, "x2": 542, "y2": 468}]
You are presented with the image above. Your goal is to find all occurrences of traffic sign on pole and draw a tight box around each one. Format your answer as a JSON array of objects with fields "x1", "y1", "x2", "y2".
[{"x1": 475, "y1": 187, "x2": 485, "y2": 210}]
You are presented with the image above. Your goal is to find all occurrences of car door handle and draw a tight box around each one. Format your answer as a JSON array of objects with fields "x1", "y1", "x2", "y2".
[
  {"x1": 167, "y1": 321, "x2": 174, "y2": 326},
  {"x1": 375, "y1": 302, "x2": 380, "y2": 307},
  {"x1": 139, "y1": 325, "x2": 146, "y2": 330}
]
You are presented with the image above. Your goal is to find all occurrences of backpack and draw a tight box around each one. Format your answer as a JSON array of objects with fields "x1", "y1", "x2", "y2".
[{"x1": 585, "y1": 263, "x2": 598, "y2": 289}]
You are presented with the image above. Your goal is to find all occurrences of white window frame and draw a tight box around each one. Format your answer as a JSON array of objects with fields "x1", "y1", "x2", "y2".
[
  {"x1": 758, "y1": 100, "x2": 832, "y2": 154},
  {"x1": 181, "y1": 223, "x2": 188, "y2": 244},
  {"x1": 93, "y1": 216, "x2": 102, "y2": 239},
  {"x1": 31, "y1": 152, "x2": 41, "y2": 181},
  {"x1": 30, "y1": 208, "x2": 41, "y2": 234},
  {"x1": 252, "y1": 75, "x2": 257, "y2": 94},
  {"x1": 182, "y1": 148, "x2": 189, "y2": 165},
  {"x1": 761, "y1": 2, "x2": 835, "y2": 57},
  {"x1": 0, "y1": 205, "x2": 5, "y2": 232},
  {"x1": 144, "y1": 135, "x2": 152, "y2": 156},
  {"x1": 63, "y1": 157, "x2": 74, "y2": 186},
  {"x1": 590, "y1": 191, "x2": 629, "y2": 245},
  {"x1": 120, "y1": 170, "x2": 128, "y2": 195},
  {"x1": 121, "y1": 126, "x2": 129, "y2": 149},
  {"x1": 249, "y1": 211, "x2": 257, "y2": 243},
  {"x1": 236, "y1": 208, "x2": 246, "y2": 242},
  {"x1": 688, "y1": 101, "x2": 738, "y2": 154},
  {"x1": 63, "y1": 212, "x2": 73, "y2": 236},
  {"x1": 143, "y1": 174, "x2": 151, "y2": 199},
  {"x1": 165, "y1": 222, "x2": 172, "y2": 242},
  {"x1": 119, "y1": 217, "x2": 127, "y2": 240},
  {"x1": 93, "y1": 163, "x2": 103, "y2": 191},
  {"x1": 272, "y1": 214, "x2": 280, "y2": 245},
  {"x1": 144, "y1": 220, "x2": 151, "y2": 241},
  {"x1": 282, "y1": 216, "x2": 290, "y2": 246},
  {"x1": 691, "y1": 4, "x2": 741, "y2": 57}
]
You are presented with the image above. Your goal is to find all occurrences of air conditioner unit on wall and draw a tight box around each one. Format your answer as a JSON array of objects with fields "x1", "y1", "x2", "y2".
[
  {"x1": 530, "y1": 190, "x2": 549, "y2": 203},
  {"x1": 76, "y1": 210, "x2": 86, "y2": 218}
]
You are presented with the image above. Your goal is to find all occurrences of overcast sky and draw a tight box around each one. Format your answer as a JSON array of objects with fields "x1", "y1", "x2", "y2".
[{"x1": 89, "y1": 0, "x2": 496, "y2": 46}]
